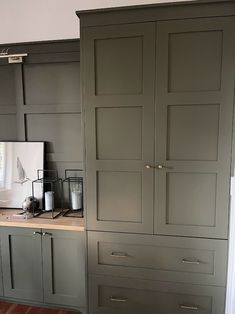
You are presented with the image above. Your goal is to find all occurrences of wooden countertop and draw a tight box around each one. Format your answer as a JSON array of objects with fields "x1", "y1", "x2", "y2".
[{"x1": 0, "y1": 209, "x2": 85, "y2": 232}]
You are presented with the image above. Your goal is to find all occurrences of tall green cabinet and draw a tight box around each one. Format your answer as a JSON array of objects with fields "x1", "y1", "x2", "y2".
[{"x1": 78, "y1": 1, "x2": 235, "y2": 313}]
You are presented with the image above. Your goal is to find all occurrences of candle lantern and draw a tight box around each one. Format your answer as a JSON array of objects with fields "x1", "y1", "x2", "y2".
[
  {"x1": 63, "y1": 169, "x2": 83, "y2": 218},
  {"x1": 32, "y1": 170, "x2": 63, "y2": 219}
]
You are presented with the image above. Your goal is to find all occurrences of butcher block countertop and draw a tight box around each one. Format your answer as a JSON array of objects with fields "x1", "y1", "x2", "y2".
[{"x1": 0, "y1": 209, "x2": 85, "y2": 231}]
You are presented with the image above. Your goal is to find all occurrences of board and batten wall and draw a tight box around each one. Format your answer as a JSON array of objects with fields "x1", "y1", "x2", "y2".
[{"x1": 0, "y1": 40, "x2": 83, "y2": 181}]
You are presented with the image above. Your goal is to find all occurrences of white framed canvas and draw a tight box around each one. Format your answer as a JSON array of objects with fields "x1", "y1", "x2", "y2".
[{"x1": 0, "y1": 142, "x2": 44, "y2": 208}]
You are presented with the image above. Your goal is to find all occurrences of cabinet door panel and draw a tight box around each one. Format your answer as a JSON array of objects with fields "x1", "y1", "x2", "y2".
[
  {"x1": 42, "y1": 229, "x2": 86, "y2": 309},
  {"x1": 0, "y1": 65, "x2": 17, "y2": 141},
  {"x1": 154, "y1": 17, "x2": 235, "y2": 238},
  {"x1": 1, "y1": 227, "x2": 43, "y2": 301},
  {"x1": 83, "y1": 22, "x2": 155, "y2": 233}
]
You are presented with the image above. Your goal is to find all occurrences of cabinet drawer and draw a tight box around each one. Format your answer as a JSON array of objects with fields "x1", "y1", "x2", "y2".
[
  {"x1": 89, "y1": 275, "x2": 225, "y2": 314},
  {"x1": 88, "y1": 231, "x2": 227, "y2": 286}
]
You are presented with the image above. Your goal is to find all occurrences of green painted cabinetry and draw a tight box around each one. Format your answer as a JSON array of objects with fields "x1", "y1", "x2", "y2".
[
  {"x1": 81, "y1": 13, "x2": 235, "y2": 239},
  {"x1": 0, "y1": 227, "x2": 86, "y2": 311},
  {"x1": 78, "y1": 2, "x2": 235, "y2": 314},
  {"x1": 82, "y1": 22, "x2": 155, "y2": 234},
  {"x1": 1, "y1": 227, "x2": 43, "y2": 302},
  {"x1": 42, "y1": 229, "x2": 86, "y2": 308}
]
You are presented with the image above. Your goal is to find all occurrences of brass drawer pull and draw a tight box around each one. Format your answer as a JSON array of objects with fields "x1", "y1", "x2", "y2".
[
  {"x1": 110, "y1": 296, "x2": 128, "y2": 302},
  {"x1": 180, "y1": 305, "x2": 199, "y2": 310},
  {"x1": 110, "y1": 252, "x2": 129, "y2": 258},
  {"x1": 182, "y1": 259, "x2": 201, "y2": 265}
]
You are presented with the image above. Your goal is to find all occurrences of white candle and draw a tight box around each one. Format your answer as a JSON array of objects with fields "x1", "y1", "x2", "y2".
[
  {"x1": 45, "y1": 191, "x2": 54, "y2": 211},
  {"x1": 71, "y1": 190, "x2": 82, "y2": 210}
]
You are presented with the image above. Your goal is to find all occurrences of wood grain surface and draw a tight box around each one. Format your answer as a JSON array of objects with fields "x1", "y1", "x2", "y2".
[{"x1": 0, "y1": 209, "x2": 85, "y2": 231}]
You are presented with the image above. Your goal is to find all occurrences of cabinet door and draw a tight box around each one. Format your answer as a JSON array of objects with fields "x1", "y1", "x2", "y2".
[
  {"x1": 83, "y1": 23, "x2": 155, "y2": 233},
  {"x1": 1, "y1": 227, "x2": 43, "y2": 301},
  {"x1": 154, "y1": 17, "x2": 235, "y2": 238},
  {"x1": 42, "y1": 229, "x2": 86, "y2": 309}
]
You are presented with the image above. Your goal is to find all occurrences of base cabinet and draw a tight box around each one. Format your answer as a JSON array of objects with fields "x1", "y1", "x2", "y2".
[
  {"x1": 89, "y1": 275, "x2": 226, "y2": 314},
  {"x1": 0, "y1": 227, "x2": 86, "y2": 310}
]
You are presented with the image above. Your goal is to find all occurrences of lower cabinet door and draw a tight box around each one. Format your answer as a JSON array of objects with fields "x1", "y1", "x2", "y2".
[
  {"x1": 42, "y1": 229, "x2": 86, "y2": 308},
  {"x1": 89, "y1": 275, "x2": 226, "y2": 314},
  {"x1": 1, "y1": 227, "x2": 43, "y2": 302}
]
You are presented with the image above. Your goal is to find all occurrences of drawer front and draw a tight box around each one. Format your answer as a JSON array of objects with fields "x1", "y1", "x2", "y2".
[
  {"x1": 89, "y1": 275, "x2": 225, "y2": 314},
  {"x1": 88, "y1": 231, "x2": 227, "y2": 286}
]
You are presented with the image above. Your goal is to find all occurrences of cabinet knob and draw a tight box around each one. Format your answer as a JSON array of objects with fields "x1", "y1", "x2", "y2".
[{"x1": 156, "y1": 164, "x2": 172, "y2": 169}]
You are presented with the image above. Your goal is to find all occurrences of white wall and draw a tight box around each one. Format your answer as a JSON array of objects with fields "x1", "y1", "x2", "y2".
[{"x1": 0, "y1": 0, "x2": 195, "y2": 44}]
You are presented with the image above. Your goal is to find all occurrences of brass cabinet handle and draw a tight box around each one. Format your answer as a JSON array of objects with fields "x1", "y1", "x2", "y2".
[
  {"x1": 156, "y1": 164, "x2": 172, "y2": 169},
  {"x1": 110, "y1": 296, "x2": 128, "y2": 302},
  {"x1": 42, "y1": 232, "x2": 53, "y2": 236},
  {"x1": 33, "y1": 231, "x2": 42, "y2": 235},
  {"x1": 145, "y1": 164, "x2": 172, "y2": 169},
  {"x1": 156, "y1": 164, "x2": 165, "y2": 169},
  {"x1": 110, "y1": 252, "x2": 129, "y2": 258},
  {"x1": 180, "y1": 305, "x2": 199, "y2": 310},
  {"x1": 145, "y1": 164, "x2": 155, "y2": 169},
  {"x1": 182, "y1": 259, "x2": 201, "y2": 265}
]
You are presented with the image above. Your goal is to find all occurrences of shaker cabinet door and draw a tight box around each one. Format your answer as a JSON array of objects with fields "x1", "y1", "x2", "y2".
[
  {"x1": 154, "y1": 17, "x2": 235, "y2": 238},
  {"x1": 42, "y1": 229, "x2": 86, "y2": 309},
  {"x1": 83, "y1": 23, "x2": 155, "y2": 233},
  {"x1": 1, "y1": 227, "x2": 43, "y2": 302}
]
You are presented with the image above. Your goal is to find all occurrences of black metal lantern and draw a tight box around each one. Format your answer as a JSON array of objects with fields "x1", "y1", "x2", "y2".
[
  {"x1": 32, "y1": 170, "x2": 63, "y2": 219},
  {"x1": 62, "y1": 169, "x2": 83, "y2": 218}
]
